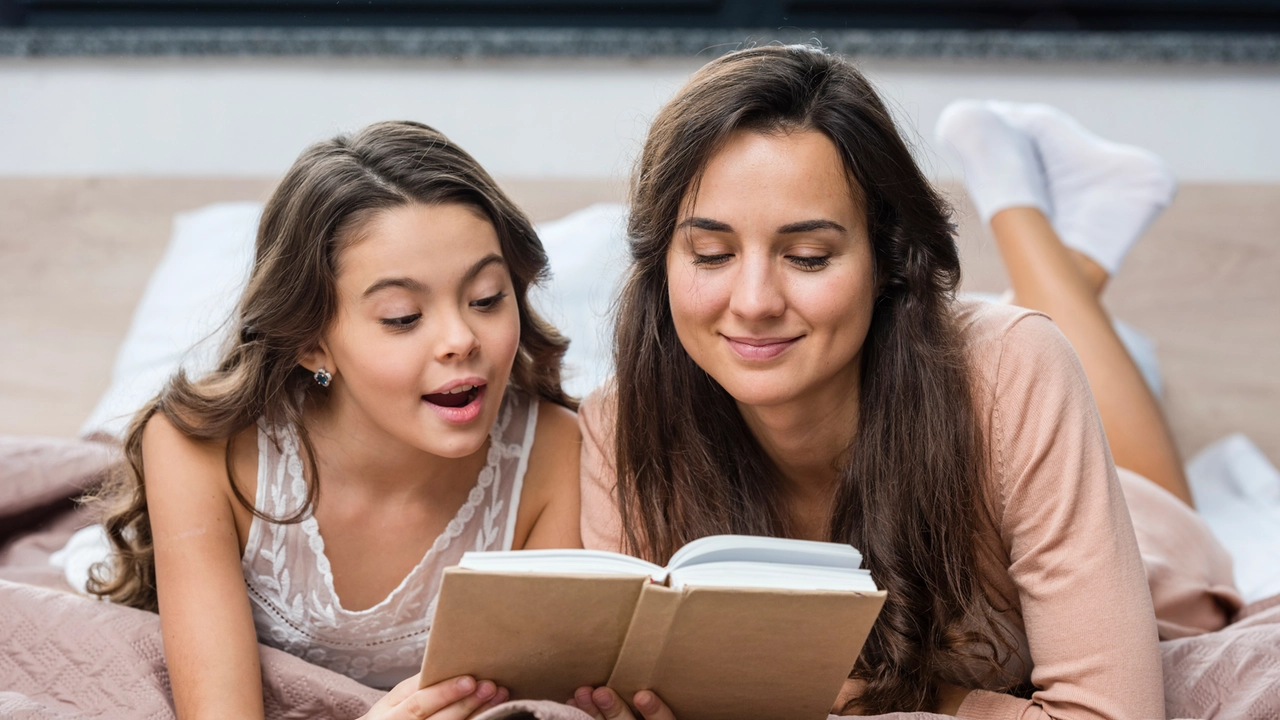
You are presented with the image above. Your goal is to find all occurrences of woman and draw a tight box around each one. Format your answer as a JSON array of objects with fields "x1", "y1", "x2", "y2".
[{"x1": 571, "y1": 46, "x2": 1237, "y2": 719}]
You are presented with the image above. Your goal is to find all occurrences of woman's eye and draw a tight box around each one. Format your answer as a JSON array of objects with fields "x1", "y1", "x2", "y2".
[
  {"x1": 692, "y1": 253, "x2": 732, "y2": 266},
  {"x1": 788, "y1": 255, "x2": 830, "y2": 270},
  {"x1": 380, "y1": 314, "x2": 421, "y2": 329},
  {"x1": 470, "y1": 292, "x2": 507, "y2": 311}
]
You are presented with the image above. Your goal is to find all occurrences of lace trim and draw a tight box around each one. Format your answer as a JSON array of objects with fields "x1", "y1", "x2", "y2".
[{"x1": 279, "y1": 392, "x2": 520, "y2": 618}]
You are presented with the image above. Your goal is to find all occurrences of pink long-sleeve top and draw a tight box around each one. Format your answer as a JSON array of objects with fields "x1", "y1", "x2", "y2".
[{"x1": 578, "y1": 300, "x2": 1167, "y2": 720}]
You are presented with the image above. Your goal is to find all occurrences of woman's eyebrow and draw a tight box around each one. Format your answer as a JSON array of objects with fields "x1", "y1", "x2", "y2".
[
  {"x1": 361, "y1": 254, "x2": 506, "y2": 299},
  {"x1": 777, "y1": 219, "x2": 847, "y2": 234},
  {"x1": 675, "y1": 217, "x2": 734, "y2": 232}
]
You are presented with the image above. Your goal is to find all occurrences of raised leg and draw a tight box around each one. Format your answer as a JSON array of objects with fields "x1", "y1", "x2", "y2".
[{"x1": 989, "y1": 207, "x2": 1193, "y2": 506}]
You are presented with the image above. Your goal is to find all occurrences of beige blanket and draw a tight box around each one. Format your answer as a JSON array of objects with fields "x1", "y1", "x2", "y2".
[{"x1": 2, "y1": 436, "x2": 1277, "y2": 720}]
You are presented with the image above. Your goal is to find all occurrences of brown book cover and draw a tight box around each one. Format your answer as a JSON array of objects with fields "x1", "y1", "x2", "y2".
[{"x1": 420, "y1": 566, "x2": 886, "y2": 719}]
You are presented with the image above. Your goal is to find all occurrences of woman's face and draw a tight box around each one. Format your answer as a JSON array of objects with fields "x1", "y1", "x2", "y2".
[
  {"x1": 318, "y1": 202, "x2": 520, "y2": 458},
  {"x1": 666, "y1": 128, "x2": 876, "y2": 411}
]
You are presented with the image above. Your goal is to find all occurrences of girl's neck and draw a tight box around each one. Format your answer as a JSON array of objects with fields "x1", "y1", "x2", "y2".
[{"x1": 304, "y1": 392, "x2": 487, "y2": 504}]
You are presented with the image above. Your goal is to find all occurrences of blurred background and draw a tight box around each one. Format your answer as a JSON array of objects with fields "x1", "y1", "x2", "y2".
[{"x1": 1, "y1": 1, "x2": 1278, "y2": 467}]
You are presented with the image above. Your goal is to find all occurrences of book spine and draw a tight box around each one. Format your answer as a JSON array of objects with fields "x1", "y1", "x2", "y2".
[{"x1": 606, "y1": 584, "x2": 682, "y2": 698}]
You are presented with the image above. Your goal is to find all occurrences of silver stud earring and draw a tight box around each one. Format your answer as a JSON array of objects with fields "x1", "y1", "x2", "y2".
[{"x1": 314, "y1": 368, "x2": 332, "y2": 388}]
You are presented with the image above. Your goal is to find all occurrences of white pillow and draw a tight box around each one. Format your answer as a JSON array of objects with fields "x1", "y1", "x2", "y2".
[
  {"x1": 1187, "y1": 433, "x2": 1280, "y2": 604},
  {"x1": 529, "y1": 203, "x2": 630, "y2": 400},
  {"x1": 80, "y1": 203, "x2": 260, "y2": 440}
]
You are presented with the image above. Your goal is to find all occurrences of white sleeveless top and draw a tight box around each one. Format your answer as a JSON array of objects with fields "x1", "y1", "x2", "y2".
[{"x1": 241, "y1": 389, "x2": 538, "y2": 689}]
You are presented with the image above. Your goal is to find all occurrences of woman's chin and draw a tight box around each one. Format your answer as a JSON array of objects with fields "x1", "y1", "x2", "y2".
[{"x1": 716, "y1": 378, "x2": 808, "y2": 409}]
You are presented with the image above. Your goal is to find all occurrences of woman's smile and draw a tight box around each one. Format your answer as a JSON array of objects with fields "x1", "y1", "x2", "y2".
[{"x1": 722, "y1": 334, "x2": 803, "y2": 362}]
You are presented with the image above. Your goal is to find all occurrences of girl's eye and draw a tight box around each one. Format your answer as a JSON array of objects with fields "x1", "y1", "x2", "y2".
[
  {"x1": 470, "y1": 292, "x2": 507, "y2": 311},
  {"x1": 692, "y1": 253, "x2": 732, "y2": 266},
  {"x1": 788, "y1": 255, "x2": 830, "y2": 271},
  {"x1": 380, "y1": 314, "x2": 421, "y2": 329}
]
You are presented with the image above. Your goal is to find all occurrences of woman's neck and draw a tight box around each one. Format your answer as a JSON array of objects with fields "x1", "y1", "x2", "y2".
[{"x1": 736, "y1": 360, "x2": 861, "y2": 533}]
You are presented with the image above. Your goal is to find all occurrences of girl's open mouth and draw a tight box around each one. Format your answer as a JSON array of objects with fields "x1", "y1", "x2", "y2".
[{"x1": 423, "y1": 383, "x2": 486, "y2": 423}]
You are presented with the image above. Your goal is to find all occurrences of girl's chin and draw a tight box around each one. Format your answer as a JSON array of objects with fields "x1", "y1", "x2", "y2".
[{"x1": 414, "y1": 429, "x2": 491, "y2": 460}]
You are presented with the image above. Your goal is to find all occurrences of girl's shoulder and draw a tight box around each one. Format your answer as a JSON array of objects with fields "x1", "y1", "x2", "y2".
[
  {"x1": 141, "y1": 412, "x2": 259, "y2": 547},
  {"x1": 512, "y1": 396, "x2": 582, "y2": 549}
]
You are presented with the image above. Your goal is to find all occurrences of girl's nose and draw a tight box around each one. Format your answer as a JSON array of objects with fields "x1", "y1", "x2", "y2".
[{"x1": 435, "y1": 311, "x2": 481, "y2": 361}]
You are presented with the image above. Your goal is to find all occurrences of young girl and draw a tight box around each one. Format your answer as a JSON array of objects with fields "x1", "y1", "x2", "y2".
[
  {"x1": 570, "y1": 46, "x2": 1238, "y2": 719},
  {"x1": 88, "y1": 121, "x2": 583, "y2": 720}
]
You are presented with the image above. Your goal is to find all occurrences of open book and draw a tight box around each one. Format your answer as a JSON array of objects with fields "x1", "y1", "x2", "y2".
[{"x1": 419, "y1": 535, "x2": 887, "y2": 720}]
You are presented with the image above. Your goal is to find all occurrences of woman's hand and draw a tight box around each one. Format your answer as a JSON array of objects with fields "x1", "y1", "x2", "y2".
[
  {"x1": 567, "y1": 686, "x2": 676, "y2": 720},
  {"x1": 360, "y1": 675, "x2": 510, "y2": 720}
]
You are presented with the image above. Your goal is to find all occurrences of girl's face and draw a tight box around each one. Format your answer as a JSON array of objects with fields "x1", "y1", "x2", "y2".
[
  {"x1": 666, "y1": 129, "x2": 876, "y2": 411},
  {"x1": 318, "y1": 202, "x2": 520, "y2": 459}
]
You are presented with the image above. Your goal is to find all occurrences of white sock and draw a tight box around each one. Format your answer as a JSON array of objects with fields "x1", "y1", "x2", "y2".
[
  {"x1": 934, "y1": 99, "x2": 1052, "y2": 223},
  {"x1": 989, "y1": 102, "x2": 1177, "y2": 276}
]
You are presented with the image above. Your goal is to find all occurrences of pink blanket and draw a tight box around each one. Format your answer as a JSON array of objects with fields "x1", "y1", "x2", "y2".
[{"x1": 2, "y1": 436, "x2": 1277, "y2": 720}]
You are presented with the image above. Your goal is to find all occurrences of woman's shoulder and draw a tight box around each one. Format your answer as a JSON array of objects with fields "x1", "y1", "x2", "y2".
[
  {"x1": 953, "y1": 296, "x2": 1085, "y2": 399},
  {"x1": 578, "y1": 381, "x2": 618, "y2": 447}
]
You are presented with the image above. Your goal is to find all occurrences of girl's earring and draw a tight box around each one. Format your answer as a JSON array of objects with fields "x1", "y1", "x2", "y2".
[{"x1": 314, "y1": 368, "x2": 332, "y2": 388}]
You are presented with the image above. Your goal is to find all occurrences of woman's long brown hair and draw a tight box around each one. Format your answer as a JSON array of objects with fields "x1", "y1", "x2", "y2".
[
  {"x1": 614, "y1": 45, "x2": 1018, "y2": 712},
  {"x1": 88, "y1": 120, "x2": 573, "y2": 612}
]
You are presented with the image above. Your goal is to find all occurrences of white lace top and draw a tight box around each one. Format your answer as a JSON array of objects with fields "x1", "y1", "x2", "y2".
[{"x1": 241, "y1": 389, "x2": 538, "y2": 689}]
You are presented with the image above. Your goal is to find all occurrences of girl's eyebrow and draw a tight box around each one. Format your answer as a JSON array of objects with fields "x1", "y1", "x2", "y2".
[{"x1": 362, "y1": 253, "x2": 506, "y2": 298}]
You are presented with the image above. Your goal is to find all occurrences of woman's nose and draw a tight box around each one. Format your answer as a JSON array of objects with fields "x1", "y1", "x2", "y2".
[{"x1": 728, "y1": 254, "x2": 786, "y2": 321}]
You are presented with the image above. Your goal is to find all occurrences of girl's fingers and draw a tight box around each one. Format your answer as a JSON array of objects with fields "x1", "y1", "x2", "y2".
[
  {"x1": 422, "y1": 680, "x2": 499, "y2": 720},
  {"x1": 590, "y1": 687, "x2": 638, "y2": 719},
  {"x1": 375, "y1": 675, "x2": 432, "y2": 711},
  {"x1": 633, "y1": 690, "x2": 677, "y2": 720},
  {"x1": 391, "y1": 676, "x2": 479, "y2": 719}
]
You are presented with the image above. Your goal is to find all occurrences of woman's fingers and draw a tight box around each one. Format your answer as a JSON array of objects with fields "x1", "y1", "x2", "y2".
[
  {"x1": 590, "y1": 687, "x2": 639, "y2": 719},
  {"x1": 572, "y1": 686, "x2": 608, "y2": 719},
  {"x1": 470, "y1": 686, "x2": 510, "y2": 717},
  {"x1": 632, "y1": 690, "x2": 677, "y2": 720},
  {"x1": 565, "y1": 686, "x2": 673, "y2": 720}
]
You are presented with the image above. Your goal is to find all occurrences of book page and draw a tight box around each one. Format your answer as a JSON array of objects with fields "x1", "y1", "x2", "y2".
[
  {"x1": 459, "y1": 548, "x2": 663, "y2": 578},
  {"x1": 667, "y1": 561, "x2": 876, "y2": 591},
  {"x1": 665, "y1": 534, "x2": 864, "y2": 573}
]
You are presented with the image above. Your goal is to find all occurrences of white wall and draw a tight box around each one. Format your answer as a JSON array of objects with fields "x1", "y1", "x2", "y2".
[{"x1": 3, "y1": 55, "x2": 1279, "y2": 181}]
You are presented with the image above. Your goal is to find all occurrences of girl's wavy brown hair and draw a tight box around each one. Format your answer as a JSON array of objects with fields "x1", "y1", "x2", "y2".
[
  {"x1": 88, "y1": 120, "x2": 573, "y2": 612},
  {"x1": 613, "y1": 45, "x2": 1020, "y2": 712}
]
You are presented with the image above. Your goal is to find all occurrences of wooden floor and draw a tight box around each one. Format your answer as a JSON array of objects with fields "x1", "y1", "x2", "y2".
[{"x1": 1, "y1": 177, "x2": 1277, "y2": 465}]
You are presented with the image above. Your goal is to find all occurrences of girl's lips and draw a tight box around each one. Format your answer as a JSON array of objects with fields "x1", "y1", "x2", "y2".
[
  {"x1": 723, "y1": 335, "x2": 801, "y2": 361},
  {"x1": 423, "y1": 384, "x2": 486, "y2": 424}
]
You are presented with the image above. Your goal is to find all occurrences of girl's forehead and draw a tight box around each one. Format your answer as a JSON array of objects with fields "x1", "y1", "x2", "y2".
[{"x1": 337, "y1": 203, "x2": 504, "y2": 287}]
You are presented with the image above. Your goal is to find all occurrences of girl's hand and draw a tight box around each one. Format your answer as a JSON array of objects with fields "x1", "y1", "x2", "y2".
[
  {"x1": 567, "y1": 686, "x2": 676, "y2": 720},
  {"x1": 361, "y1": 675, "x2": 510, "y2": 720}
]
